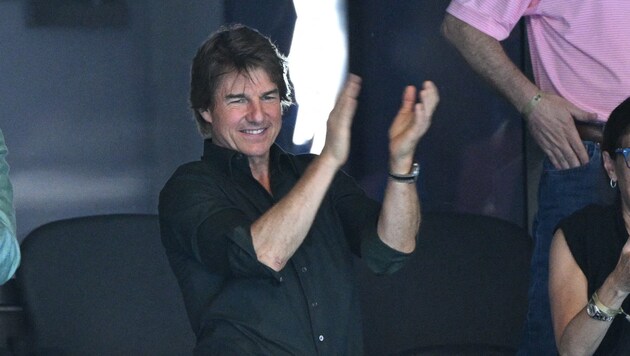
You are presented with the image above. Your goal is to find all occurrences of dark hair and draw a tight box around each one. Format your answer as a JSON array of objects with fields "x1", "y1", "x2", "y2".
[
  {"x1": 189, "y1": 24, "x2": 292, "y2": 138},
  {"x1": 602, "y1": 97, "x2": 630, "y2": 156}
]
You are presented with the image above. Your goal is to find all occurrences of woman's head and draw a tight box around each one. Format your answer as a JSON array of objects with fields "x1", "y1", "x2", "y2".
[
  {"x1": 602, "y1": 97, "x2": 630, "y2": 156},
  {"x1": 602, "y1": 97, "x2": 630, "y2": 199},
  {"x1": 189, "y1": 24, "x2": 293, "y2": 138}
]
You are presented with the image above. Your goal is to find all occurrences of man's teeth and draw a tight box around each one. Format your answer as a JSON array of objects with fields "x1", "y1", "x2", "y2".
[{"x1": 243, "y1": 128, "x2": 264, "y2": 134}]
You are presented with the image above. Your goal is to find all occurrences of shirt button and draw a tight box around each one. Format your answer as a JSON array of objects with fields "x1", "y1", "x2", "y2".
[
  {"x1": 301, "y1": 266, "x2": 308, "y2": 272},
  {"x1": 311, "y1": 301, "x2": 318, "y2": 308},
  {"x1": 318, "y1": 335, "x2": 324, "y2": 342},
  {"x1": 278, "y1": 276, "x2": 283, "y2": 282}
]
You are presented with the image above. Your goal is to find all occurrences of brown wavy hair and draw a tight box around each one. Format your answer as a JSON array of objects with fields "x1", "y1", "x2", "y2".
[{"x1": 189, "y1": 24, "x2": 293, "y2": 138}]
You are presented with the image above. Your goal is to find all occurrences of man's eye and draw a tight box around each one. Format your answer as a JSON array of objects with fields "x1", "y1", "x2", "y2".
[
  {"x1": 229, "y1": 98, "x2": 246, "y2": 104},
  {"x1": 262, "y1": 95, "x2": 277, "y2": 101}
]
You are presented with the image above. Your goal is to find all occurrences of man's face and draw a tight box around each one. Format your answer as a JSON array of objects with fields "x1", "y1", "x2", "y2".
[{"x1": 201, "y1": 68, "x2": 282, "y2": 161}]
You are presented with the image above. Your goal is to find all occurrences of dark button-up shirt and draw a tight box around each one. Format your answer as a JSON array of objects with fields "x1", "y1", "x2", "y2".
[{"x1": 159, "y1": 140, "x2": 412, "y2": 355}]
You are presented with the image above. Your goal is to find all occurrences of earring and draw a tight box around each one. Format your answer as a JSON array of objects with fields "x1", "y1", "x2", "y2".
[{"x1": 610, "y1": 179, "x2": 618, "y2": 188}]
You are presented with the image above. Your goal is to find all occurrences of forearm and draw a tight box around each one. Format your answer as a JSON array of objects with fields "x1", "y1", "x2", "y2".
[
  {"x1": 251, "y1": 154, "x2": 339, "y2": 271},
  {"x1": 558, "y1": 278, "x2": 628, "y2": 355},
  {"x1": 558, "y1": 311, "x2": 609, "y2": 355},
  {"x1": 441, "y1": 14, "x2": 538, "y2": 112},
  {"x1": 252, "y1": 75, "x2": 360, "y2": 271},
  {"x1": 377, "y1": 159, "x2": 420, "y2": 253}
]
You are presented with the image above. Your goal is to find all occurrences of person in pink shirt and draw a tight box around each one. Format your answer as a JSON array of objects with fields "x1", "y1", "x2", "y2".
[{"x1": 442, "y1": 1, "x2": 630, "y2": 354}]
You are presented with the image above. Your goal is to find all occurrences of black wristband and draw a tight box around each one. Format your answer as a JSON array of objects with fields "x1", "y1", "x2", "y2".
[{"x1": 388, "y1": 162, "x2": 419, "y2": 183}]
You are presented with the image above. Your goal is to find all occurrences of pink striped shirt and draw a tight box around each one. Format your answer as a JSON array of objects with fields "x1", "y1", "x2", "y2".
[{"x1": 447, "y1": 0, "x2": 630, "y2": 121}]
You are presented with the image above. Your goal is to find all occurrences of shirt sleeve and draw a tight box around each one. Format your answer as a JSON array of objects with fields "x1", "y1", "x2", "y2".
[
  {"x1": 158, "y1": 167, "x2": 279, "y2": 282},
  {"x1": 331, "y1": 170, "x2": 413, "y2": 275},
  {"x1": 0, "y1": 129, "x2": 21, "y2": 284},
  {"x1": 446, "y1": 0, "x2": 534, "y2": 41}
]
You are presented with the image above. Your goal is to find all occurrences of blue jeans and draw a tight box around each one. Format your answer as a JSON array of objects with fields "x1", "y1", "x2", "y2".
[{"x1": 519, "y1": 142, "x2": 616, "y2": 355}]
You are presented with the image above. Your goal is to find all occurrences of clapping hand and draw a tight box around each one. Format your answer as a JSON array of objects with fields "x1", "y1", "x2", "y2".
[
  {"x1": 388, "y1": 81, "x2": 439, "y2": 172},
  {"x1": 320, "y1": 74, "x2": 362, "y2": 169}
]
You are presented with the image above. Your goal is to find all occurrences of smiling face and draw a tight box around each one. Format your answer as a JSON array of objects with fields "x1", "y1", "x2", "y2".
[{"x1": 200, "y1": 68, "x2": 282, "y2": 163}]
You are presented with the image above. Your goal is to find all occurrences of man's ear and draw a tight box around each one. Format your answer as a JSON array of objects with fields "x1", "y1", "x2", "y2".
[
  {"x1": 603, "y1": 151, "x2": 618, "y2": 182},
  {"x1": 199, "y1": 109, "x2": 213, "y2": 124}
]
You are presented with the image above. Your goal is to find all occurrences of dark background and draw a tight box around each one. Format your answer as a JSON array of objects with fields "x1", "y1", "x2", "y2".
[{"x1": 1, "y1": 0, "x2": 528, "y2": 242}]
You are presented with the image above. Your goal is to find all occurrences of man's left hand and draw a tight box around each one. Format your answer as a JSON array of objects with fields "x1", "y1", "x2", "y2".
[{"x1": 388, "y1": 81, "x2": 439, "y2": 172}]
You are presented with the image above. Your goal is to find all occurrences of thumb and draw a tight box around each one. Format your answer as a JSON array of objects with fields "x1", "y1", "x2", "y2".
[
  {"x1": 620, "y1": 235, "x2": 630, "y2": 255},
  {"x1": 570, "y1": 106, "x2": 598, "y2": 123}
]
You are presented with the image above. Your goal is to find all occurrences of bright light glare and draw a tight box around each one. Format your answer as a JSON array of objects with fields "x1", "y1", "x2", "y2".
[{"x1": 289, "y1": 0, "x2": 347, "y2": 153}]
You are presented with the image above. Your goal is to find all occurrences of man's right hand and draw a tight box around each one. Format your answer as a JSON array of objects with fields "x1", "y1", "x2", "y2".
[
  {"x1": 526, "y1": 93, "x2": 597, "y2": 170},
  {"x1": 320, "y1": 74, "x2": 362, "y2": 169},
  {"x1": 441, "y1": 13, "x2": 599, "y2": 171}
]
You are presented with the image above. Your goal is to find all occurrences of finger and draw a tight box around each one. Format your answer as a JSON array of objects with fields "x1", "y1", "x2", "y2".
[
  {"x1": 547, "y1": 152, "x2": 565, "y2": 170},
  {"x1": 341, "y1": 74, "x2": 362, "y2": 100},
  {"x1": 568, "y1": 133, "x2": 589, "y2": 166},
  {"x1": 333, "y1": 74, "x2": 361, "y2": 109},
  {"x1": 399, "y1": 86, "x2": 417, "y2": 114},
  {"x1": 413, "y1": 102, "x2": 432, "y2": 136},
  {"x1": 330, "y1": 75, "x2": 362, "y2": 125},
  {"x1": 569, "y1": 104, "x2": 598, "y2": 124},
  {"x1": 531, "y1": 117, "x2": 585, "y2": 170},
  {"x1": 543, "y1": 136, "x2": 574, "y2": 169},
  {"x1": 546, "y1": 141, "x2": 582, "y2": 170},
  {"x1": 558, "y1": 122, "x2": 588, "y2": 167},
  {"x1": 335, "y1": 75, "x2": 361, "y2": 111},
  {"x1": 575, "y1": 112, "x2": 599, "y2": 124},
  {"x1": 419, "y1": 81, "x2": 439, "y2": 116},
  {"x1": 534, "y1": 131, "x2": 569, "y2": 170}
]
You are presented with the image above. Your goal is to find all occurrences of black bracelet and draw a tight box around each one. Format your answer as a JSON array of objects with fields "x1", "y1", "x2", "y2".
[{"x1": 388, "y1": 162, "x2": 419, "y2": 183}]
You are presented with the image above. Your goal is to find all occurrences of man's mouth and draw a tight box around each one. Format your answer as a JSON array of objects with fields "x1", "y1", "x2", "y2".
[{"x1": 241, "y1": 128, "x2": 265, "y2": 135}]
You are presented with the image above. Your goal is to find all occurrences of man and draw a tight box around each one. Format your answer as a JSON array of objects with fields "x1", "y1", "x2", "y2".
[
  {"x1": 0, "y1": 128, "x2": 21, "y2": 284},
  {"x1": 441, "y1": 1, "x2": 630, "y2": 354},
  {"x1": 159, "y1": 24, "x2": 438, "y2": 355}
]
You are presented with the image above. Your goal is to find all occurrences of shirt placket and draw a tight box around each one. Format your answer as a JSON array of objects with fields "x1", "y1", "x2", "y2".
[{"x1": 290, "y1": 250, "x2": 328, "y2": 352}]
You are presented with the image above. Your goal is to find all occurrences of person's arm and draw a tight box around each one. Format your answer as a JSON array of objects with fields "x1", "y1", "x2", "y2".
[
  {"x1": 251, "y1": 75, "x2": 361, "y2": 271},
  {"x1": 376, "y1": 82, "x2": 438, "y2": 252},
  {"x1": 441, "y1": 13, "x2": 594, "y2": 170},
  {"x1": 0, "y1": 130, "x2": 20, "y2": 284},
  {"x1": 549, "y1": 229, "x2": 630, "y2": 355}
]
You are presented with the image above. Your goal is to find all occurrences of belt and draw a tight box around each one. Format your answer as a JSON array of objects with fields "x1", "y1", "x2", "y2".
[{"x1": 575, "y1": 121, "x2": 605, "y2": 143}]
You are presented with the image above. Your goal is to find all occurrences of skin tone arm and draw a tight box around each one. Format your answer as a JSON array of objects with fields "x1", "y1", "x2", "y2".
[
  {"x1": 550, "y1": 229, "x2": 630, "y2": 355},
  {"x1": 252, "y1": 75, "x2": 362, "y2": 271},
  {"x1": 441, "y1": 13, "x2": 596, "y2": 170},
  {"x1": 378, "y1": 82, "x2": 438, "y2": 252},
  {"x1": 252, "y1": 76, "x2": 439, "y2": 270}
]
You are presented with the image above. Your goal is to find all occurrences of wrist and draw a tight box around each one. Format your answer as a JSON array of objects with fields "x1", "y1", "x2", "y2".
[
  {"x1": 315, "y1": 153, "x2": 343, "y2": 173},
  {"x1": 521, "y1": 92, "x2": 543, "y2": 118},
  {"x1": 586, "y1": 291, "x2": 629, "y2": 322},
  {"x1": 388, "y1": 156, "x2": 414, "y2": 174},
  {"x1": 388, "y1": 162, "x2": 419, "y2": 184}
]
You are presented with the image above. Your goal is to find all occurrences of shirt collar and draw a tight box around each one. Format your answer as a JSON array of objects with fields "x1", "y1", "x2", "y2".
[{"x1": 201, "y1": 139, "x2": 298, "y2": 178}]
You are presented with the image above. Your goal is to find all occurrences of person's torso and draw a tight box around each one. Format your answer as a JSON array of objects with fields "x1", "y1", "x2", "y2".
[{"x1": 525, "y1": 0, "x2": 630, "y2": 120}]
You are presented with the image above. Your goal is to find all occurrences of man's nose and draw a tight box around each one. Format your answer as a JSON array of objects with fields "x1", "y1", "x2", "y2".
[{"x1": 247, "y1": 100, "x2": 264, "y2": 122}]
